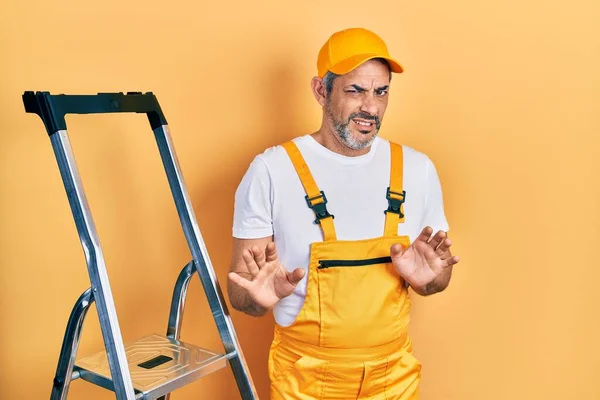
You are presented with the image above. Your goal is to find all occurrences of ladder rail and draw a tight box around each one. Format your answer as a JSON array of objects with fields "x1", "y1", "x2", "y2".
[
  {"x1": 159, "y1": 261, "x2": 196, "y2": 400},
  {"x1": 166, "y1": 261, "x2": 196, "y2": 340},
  {"x1": 50, "y1": 288, "x2": 94, "y2": 400},
  {"x1": 50, "y1": 130, "x2": 137, "y2": 400},
  {"x1": 153, "y1": 125, "x2": 258, "y2": 399}
]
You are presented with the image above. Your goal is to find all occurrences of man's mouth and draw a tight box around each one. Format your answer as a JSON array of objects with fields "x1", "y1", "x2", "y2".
[{"x1": 352, "y1": 118, "x2": 376, "y2": 129}]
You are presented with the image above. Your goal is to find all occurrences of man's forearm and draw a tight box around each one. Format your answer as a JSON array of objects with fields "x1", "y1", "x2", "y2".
[{"x1": 227, "y1": 273, "x2": 270, "y2": 317}]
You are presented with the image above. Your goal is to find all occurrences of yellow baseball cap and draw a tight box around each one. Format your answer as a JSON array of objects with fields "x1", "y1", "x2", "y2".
[{"x1": 317, "y1": 28, "x2": 404, "y2": 78}]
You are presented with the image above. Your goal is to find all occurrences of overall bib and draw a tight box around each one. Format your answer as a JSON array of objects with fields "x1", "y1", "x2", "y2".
[{"x1": 268, "y1": 141, "x2": 421, "y2": 400}]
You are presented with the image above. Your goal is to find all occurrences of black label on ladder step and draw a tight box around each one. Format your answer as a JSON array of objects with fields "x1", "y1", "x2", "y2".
[{"x1": 138, "y1": 355, "x2": 173, "y2": 369}]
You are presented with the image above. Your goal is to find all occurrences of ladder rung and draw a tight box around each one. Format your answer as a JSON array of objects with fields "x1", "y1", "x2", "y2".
[{"x1": 74, "y1": 334, "x2": 228, "y2": 399}]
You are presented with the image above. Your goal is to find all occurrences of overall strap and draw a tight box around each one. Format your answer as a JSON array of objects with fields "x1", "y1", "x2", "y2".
[
  {"x1": 384, "y1": 142, "x2": 406, "y2": 236},
  {"x1": 282, "y1": 141, "x2": 337, "y2": 241}
]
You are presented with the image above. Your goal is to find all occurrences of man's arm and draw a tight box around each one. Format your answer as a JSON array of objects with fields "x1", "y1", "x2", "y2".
[
  {"x1": 411, "y1": 155, "x2": 454, "y2": 296},
  {"x1": 227, "y1": 236, "x2": 273, "y2": 316},
  {"x1": 228, "y1": 153, "x2": 275, "y2": 316}
]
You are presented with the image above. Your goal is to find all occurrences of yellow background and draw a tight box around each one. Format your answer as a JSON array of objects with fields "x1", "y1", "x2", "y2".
[{"x1": 1, "y1": 0, "x2": 599, "y2": 399}]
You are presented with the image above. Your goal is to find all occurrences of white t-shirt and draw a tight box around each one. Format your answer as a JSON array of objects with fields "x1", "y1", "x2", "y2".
[{"x1": 232, "y1": 135, "x2": 449, "y2": 327}]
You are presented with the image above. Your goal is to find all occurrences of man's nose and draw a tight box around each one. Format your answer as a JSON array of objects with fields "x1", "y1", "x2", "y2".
[{"x1": 359, "y1": 94, "x2": 378, "y2": 116}]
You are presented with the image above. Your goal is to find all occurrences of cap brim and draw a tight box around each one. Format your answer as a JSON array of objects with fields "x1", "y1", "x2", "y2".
[{"x1": 326, "y1": 53, "x2": 404, "y2": 77}]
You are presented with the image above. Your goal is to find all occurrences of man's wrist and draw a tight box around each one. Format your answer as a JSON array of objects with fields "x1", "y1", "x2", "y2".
[
  {"x1": 405, "y1": 278, "x2": 445, "y2": 296},
  {"x1": 239, "y1": 298, "x2": 270, "y2": 317}
]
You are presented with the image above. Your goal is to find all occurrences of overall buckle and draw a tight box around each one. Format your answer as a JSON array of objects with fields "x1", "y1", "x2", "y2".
[
  {"x1": 305, "y1": 191, "x2": 334, "y2": 224},
  {"x1": 385, "y1": 187, "x2": 406, "y2": 218}
]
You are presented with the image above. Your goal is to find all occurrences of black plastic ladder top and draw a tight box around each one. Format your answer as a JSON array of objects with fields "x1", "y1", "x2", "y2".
[{"x1": 22, "y1": 91, "x2": 168, "y2": 135}]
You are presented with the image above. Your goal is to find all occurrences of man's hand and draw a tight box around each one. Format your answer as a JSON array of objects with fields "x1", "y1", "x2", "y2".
[
  {"x1": 228, "y1": 241, "x2": 305, "y2": 315},
  {"x1": 390, "y1": 226, "x2": 459, "y2": 296}
]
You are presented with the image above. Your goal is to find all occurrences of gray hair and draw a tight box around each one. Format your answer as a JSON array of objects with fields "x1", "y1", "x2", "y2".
[
  {"x1": 323, "y1": 71, "x2": 340, "y2": 94},
  {"x1": 322, "y1": 58, "x2": 392, "y2": 95}
]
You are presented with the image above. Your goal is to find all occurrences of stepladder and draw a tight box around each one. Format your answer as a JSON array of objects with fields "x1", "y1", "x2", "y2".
[{"x1": 22, "y1": 91, "x2": 259, "y2": 400}]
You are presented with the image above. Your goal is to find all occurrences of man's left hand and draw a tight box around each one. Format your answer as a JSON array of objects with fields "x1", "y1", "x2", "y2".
[{"x1": 390, "y1": 226, "x2": 460, "y2": 296}]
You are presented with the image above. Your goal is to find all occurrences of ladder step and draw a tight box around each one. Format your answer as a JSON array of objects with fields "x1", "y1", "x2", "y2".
[{"x1": 74, "y1": 334, "x2": 228, "y2": 399}]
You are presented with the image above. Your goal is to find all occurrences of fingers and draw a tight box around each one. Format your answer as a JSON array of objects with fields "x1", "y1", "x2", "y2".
[
  {"x1": 415, "y1": 226, "x2": 434, "y2": 243},
  {"x1": 418, "y1": 227, "x2": 453, "y2": 257},
  {"x1": 242, "y1": 248, "x2": 260, "y2": 276},
  {"x1": 437, "y1": 237, "x2": 452, "y2": 256},
  {"x1": 390, "y1": 243, "x2": 404, "y2": 259},
  {"x1": 286, "y1": 268, "x2": 305, "y2": 285},
  {"x1": 244, "y1": 244, "x2": 271, "y2": 276},
  {"x1": 265, "y1": 242, "x2": 278, "y2": 263},
  {"x1": 428, "y1": 230, "x2": 447, "y2": 254},
  {"x1": 250, "y1": 245, "x2": 267, "y2": 268},
  {"x1": 228, "y1": 272, "x2": 253, "y2": 291},
  {"x1": 443, "y1": 255, "x2": 460, "y2": 269}
]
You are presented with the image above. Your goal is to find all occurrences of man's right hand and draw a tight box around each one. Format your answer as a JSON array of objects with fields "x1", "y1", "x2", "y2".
[{"x1": 228, "y1": 241, "x2": 305, "y2": 314}]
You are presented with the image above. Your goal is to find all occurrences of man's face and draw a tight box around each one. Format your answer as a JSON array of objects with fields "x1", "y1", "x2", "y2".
[{"x1": 324, "y1": 60, "x2": 391, "y2": 151}]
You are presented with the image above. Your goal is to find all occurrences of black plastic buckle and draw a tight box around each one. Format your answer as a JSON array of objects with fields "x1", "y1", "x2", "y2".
[
  {"x1": 305, "y1": 191, "x2": 334, "y2": 224},
  {"x1": 385, "y1": 187, "x2": 406, "y2": 218}
]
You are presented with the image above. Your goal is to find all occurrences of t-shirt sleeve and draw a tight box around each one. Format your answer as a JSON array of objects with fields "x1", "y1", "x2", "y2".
[
  {"x1": 421, "y1": 156, "x2": 450, "y2": 233},
  {"x1": 232, "y1": 156, "x2": 274, "y2": 239}
]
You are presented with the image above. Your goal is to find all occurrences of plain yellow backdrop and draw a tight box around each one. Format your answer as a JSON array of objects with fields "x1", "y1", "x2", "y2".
[{"x1": 1, "y1": 0, "x2": 599, "y2": 399}]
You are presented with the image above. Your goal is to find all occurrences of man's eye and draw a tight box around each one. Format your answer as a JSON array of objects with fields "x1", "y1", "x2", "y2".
[{"x1": 376, "y1": 90, "x2": 388, "y2": 96}]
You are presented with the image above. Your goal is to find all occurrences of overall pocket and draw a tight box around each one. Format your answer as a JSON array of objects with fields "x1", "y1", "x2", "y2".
[
  {"x1": 383, "y1": 349, "x2": 422, "y2": 400},
  {"x1": 316, "y1": 256, "x2": 403, "y2": 348},
  {"x1": 270, "y1": 352, "x2": 326, "y2": 400}
]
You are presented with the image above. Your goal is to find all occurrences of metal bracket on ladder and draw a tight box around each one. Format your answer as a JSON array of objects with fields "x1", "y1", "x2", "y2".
[{"x1": 22, "y1": 91, "x2": 258, "y2": 400}]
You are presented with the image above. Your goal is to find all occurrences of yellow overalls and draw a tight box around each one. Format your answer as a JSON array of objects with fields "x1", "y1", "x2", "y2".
[{"x1": 268, "y1": 140, "x2": 421, "y2": 400}]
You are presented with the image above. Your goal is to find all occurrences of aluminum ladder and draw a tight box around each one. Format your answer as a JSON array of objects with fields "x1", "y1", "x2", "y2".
[{"x1": 22, "y1": 91, "x2": 258, "y2": 400}]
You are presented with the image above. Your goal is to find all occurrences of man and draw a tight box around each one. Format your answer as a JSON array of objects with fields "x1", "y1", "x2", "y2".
[{"x1": 227, "y1": 27, "x2": 460, "y2": 400}]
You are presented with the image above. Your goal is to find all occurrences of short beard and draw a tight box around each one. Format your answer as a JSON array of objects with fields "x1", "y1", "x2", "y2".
[{"x1": 325, "y1": 101, "x2": 381, "y2": 151}]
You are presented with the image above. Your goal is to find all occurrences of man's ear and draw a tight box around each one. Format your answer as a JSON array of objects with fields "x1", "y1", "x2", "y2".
[{"x1": 311, "y1": 76, "x2": 327, "y2": 107}]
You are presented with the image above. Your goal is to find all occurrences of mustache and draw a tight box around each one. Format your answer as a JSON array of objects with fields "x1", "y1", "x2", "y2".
[{"x1": 348, "y1": 112, "x2": 380, "y2": 127}]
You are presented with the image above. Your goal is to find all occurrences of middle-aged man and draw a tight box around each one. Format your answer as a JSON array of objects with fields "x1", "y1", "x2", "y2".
[{"x1": 227, "y1": 27, "x2": 460, "y2": 399}]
